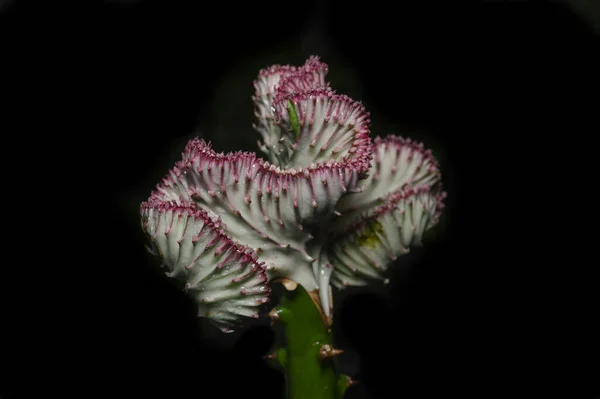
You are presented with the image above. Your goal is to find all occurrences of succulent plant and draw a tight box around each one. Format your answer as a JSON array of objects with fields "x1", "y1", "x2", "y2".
[{"x1": 140, "y1": 55, "x2": 446, "y2": 398}]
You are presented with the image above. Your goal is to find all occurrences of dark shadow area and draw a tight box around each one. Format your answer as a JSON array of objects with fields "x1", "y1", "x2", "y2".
[{"x1": 2, "y1": 0, "x2": 599, "y2": 398}]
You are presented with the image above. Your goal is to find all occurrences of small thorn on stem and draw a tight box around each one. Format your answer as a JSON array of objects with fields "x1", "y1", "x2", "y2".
[
  {"x1": 319, "y1": 344, "x2": 344, "y2": 360},
  {"x1": 263, "y1": 347, "x2": 287, "y2": 368},
  {"x1": 346, "y1": 376, "x2": 359, "y2": 387},
  {"x1": 268, "y1": 308, "x2": 279, "y2": 322},
  {"x1": 275, "y1": 278, "x2": 298, "y2": 291}
]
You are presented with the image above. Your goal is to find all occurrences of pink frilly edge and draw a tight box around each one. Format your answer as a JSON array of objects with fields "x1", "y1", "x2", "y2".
[
  {"x1": 335, "y1": 184, "x2": 447, "y2": 241},
  {"x1": 335, "y1": 134, "x2": 447, "y2": 235},
  {"x1": 373, "y1": 134, "x2": 441, "y2": 172},
  {"x1": 140, "y1": 199, "x2": 271, "y2": 297},
  {"x1": 254, "y1": 55, "x2": 329, "y2": 92},
  {"x1": 153, "y1": 137, "x2": 372, "y2": 191}
]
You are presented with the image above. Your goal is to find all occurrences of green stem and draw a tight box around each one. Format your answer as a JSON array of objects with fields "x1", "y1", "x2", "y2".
[{"x1": 268, "y1": 284, "x2": 349, "y2": 399}]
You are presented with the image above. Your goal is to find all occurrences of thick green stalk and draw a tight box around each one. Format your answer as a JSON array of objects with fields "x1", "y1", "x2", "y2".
[{"x1": 267, "y1": 284, "x2": 349, "y2": 399}]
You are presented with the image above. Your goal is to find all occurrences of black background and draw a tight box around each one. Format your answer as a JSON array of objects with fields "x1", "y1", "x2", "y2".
[
  {"x1": 102, "y1": 1, "x2": 597, "y2": 398},
  {"x1": 3, "y1": 1, "x2": 600, "y2": 398}
]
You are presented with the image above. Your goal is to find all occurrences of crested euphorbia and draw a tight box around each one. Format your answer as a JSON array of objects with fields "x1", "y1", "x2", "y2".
[{"x1": 140, "y1": 56, "x2": 445, "y2": 398}]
